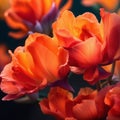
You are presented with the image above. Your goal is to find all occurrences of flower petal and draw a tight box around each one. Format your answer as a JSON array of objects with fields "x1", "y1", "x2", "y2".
[
  {"x1": 84, "y1": 66, "x2": 111, "y2": 84},
  {"x1": 101, "y1": 9, "x2": 120, "y2": 62},
  {"x1": 73, "y1": 100, "x2": 98, "y2": 120},
  {"x1": 69, "y1": 37, "x2": 102, "y2": 68},
  {"x1": 40, "y1": 87, "x2": 73, "y2": 119}
]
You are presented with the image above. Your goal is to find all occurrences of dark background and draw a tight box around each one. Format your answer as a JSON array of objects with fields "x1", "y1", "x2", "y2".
[{"x1": 0, "y1": 1, "x2": 99, "y2": 120}]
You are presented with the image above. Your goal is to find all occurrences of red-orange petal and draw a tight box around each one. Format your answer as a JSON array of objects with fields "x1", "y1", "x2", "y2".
[
  {"x1": 84, "y1": 67, "x2": 111, "y2": 85},
  {"x1": 69, "y1": 37, "x2": 102, "y2": 68},
  {"x1": 101, "y1": 9, "x2": 120, "y2": 61},
  {"x1": 40, "y1": 87, "x2": 73, "y2": 119},
  {"x1": 73, "y1": 100, "x2": 98, "y2": 120}
]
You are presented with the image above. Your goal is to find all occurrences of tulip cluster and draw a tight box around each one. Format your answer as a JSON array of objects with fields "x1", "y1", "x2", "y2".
[{"x1": 0, "y1": 0, "x2": 120, "y2": 120}]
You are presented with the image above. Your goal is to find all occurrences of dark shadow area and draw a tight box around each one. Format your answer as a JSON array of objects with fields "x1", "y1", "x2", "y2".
[{"x1": 0, "y1": 92, "x2": 55, "y2": 120}]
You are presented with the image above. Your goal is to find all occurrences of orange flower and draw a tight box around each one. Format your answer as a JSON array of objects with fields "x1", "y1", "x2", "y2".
[
  {"x1": 5, "y1": 0, "x2": 73, "y2": 38},
  {"x1": 40, "y1": 87, "x2": 110, "y2": 120},
  {"x1": 81, "y1": 0, "x2": 119, "y2": 11},
  {"x1": 0, "y1": 33, "x2": 69, "y2": 100},
  {"x1": 53, "y1": 9, "x2": 120, "y2": 84}
]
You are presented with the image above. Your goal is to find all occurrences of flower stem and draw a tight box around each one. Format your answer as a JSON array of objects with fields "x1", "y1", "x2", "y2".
[
  {"x1": 96, "y1": 80, "x2": 102, "y2": 91},
  {"x1": 107, "y1": 61, "x2": 116, "y2": 85}
]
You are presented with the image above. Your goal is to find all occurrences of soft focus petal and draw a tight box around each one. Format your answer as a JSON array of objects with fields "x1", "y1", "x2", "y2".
[
  {"x1": 5, "y1": 0, "x2": 73, "y2": 38},
  {"x1": 9, "y1": 0, "x2": 42, "y2": 23},
  {"x1": 101, "y1": 9, "x2": 120, "y2": 62},
  {"x1": 81, "y1": 0, "x2": 98, "y2": 6},
  {"x1": 4, "y1": 10, "x2": 29, "y2": 38},
  {"x1": 82, "y1": 0, "x2": 119, "y2": 11},
  {"x1": 99, "y1": 0, "x2": 119, "y2": 11},
  {"x1": 0, "y1": 0, "x2": 10, "y2": 19}
]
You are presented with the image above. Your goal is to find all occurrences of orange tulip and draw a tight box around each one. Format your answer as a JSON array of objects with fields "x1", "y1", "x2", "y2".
[
  {"x1": 53, "y1": 9, "x2": 120, "y2": 84},
  {"x1": 4, "y1": 0, "x2": 73, "y2": 38},
  {"x1": 40, "y1": 86, "x2": 111, "y2": 120},
  {"x1": 81, "y1": 0, "x2": 119, "y2": 11},
  {"x1": 0, "y1": 33, "x2": 69, "y2": 100}
]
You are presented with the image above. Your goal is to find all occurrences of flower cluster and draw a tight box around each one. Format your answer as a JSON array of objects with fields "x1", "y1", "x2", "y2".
[{"x1": 0, "y1": 0, "x2": 120, "y2": 120}]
